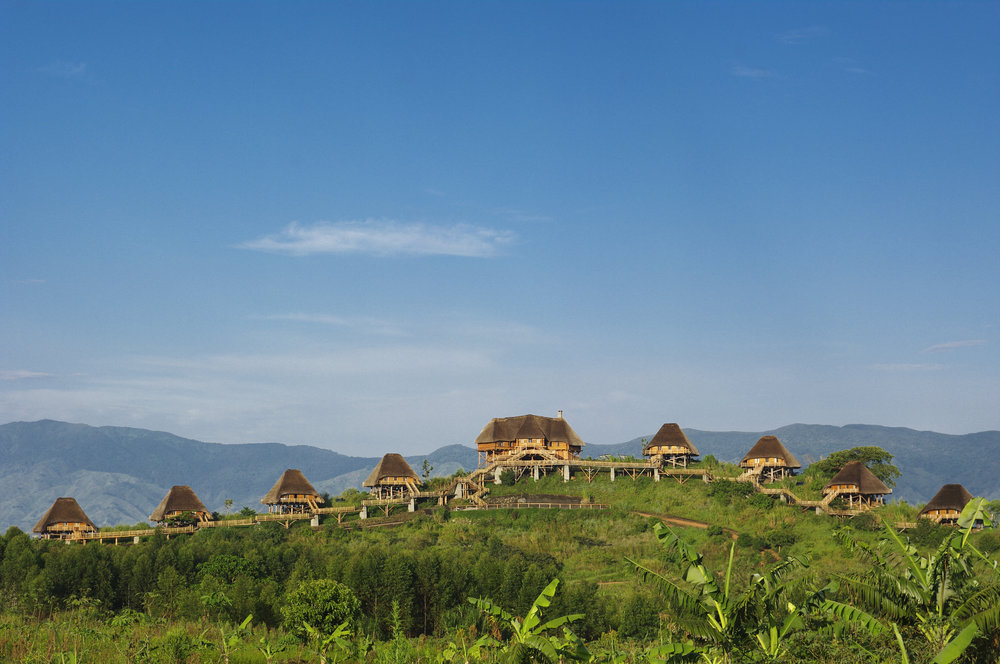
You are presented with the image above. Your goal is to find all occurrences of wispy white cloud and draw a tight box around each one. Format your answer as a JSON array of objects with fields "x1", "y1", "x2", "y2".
[
  {"x1": 872, "y1": 363, "x2": 946, "y2": 372},
  {"x1": 731, "y1": 65, "x2": 776, "y2": 79},
  {"x1": 14, "y1": 278, "x2": 46, "y2": 285},
  {"x1": 922, "y1": 339, "x2": 987, "y2": 354},
  {"x1": 35, "y1": 60, "x2": 89, "y2": 80},
  {"x1": 238, "y1": 220, "x2": 514, "y2": 257},
  {"x1": 0, "y1": 370, "x2": 53, "y2": 381},
  {"x1": 779, "y1": 26, "x2": 829, "y2": 45}
]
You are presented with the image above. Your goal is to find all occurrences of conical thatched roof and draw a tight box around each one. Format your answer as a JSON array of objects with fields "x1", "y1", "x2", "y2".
[
  {"x1": 33, "y1": 497, "x2": 96, "y2": 534},
  {"x1": 261, "y1": 469, "x2": 323, "y2": 505},
  {"x1": 149, "y1": 485, "x2": 210, "y2": 522},
  {"x1": 920, "y1": 484, "x2": 973, "y2": 516},
  {"x1": 643, "y1": 423, "x2": 700, "y2": 456},
  {"x1": 824, "y1": 460, "x2": 892, "y2": 495},
  {"x1": 363, "y1": 453, "x2": 423, "y2": 488},
  {"x1": 474, "y1": 414, "x2": 585, "y2": 449},
  {"x1": 740, "y1": 435, "x2": 800, "y2": 468}
]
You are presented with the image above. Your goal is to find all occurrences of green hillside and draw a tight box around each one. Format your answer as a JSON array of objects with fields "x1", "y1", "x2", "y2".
[
  {"x1": 1, "y1": 465, "x2": 998, "y2": 663},
  {"x1": 3, "y1": 420, "x2": 999, "y2": 532}
]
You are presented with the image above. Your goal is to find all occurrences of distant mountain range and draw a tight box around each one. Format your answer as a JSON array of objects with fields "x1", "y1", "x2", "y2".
[{"x1": 2, "y1": 420, "x2": 997, "y2": 532}]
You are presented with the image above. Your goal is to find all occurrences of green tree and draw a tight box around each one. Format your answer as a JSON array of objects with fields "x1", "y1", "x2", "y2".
[
  {"x1": 281, "y1": 578, "x2": 361, "y2": 643},
  {"x1": 199, "y1": 553, "x2": 260, "y2": 583},
  {"x1": 810, "y1": 446, "x2": 901, "y2": 487}
]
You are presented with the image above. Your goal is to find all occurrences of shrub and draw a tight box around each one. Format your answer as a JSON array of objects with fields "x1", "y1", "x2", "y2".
[
  {"x1": 281, "y1": 579, "x2": 361, "y2": 642},
  {"x1": 159, "y1": 627, "x2": 198, "y2": 664},
  {"x1": 849, "y1": 512, "x2": 880, "y2": 532},
  {"x1": 619, "y1": 592, "x2": 659, "y2": 639},
  {"x1": 910, "y1": 518, "x2": 948, "y2": 548},
  {"x1": 764, "y1": 531, "x2": 796, "y2": 551},
  {"x1": 747, "y1": 493, "x2": 774, "y2": 511},
  {"x1": 736, "y1": 533, "x2": 764, "y2": 550},
  {"x1": 706, "y1": 525, "x2": 724, "y2": 538},
  {"x1": 708, "y1": 480, "x2": 755, "y2": 503},
  {"x1": 499, "y1": 470, "x2": 516, "y2": 486},
  {"x1": 974, "y1": 529, "x2": 1000, "y2": 554}
]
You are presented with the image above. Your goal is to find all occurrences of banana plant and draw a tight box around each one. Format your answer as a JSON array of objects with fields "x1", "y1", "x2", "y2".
[
  {"x1": 835, "y1": 497, "x2": 999, "y2": 662},
  {"x1": 436, "y1": 630, "x2": 494, "y2": 663},
  {"x1": 628, "y1": 522, "x2": 815, "y2": 663},
  {"x1": 304, "y1": 620, "x2": 353, "y2": 664},
  {"x1": 469, "y1": 578, "x2": 591, "y2": 663},
  {"x1": 213, "y1": 613, "x2": 253, "y2": 664}
]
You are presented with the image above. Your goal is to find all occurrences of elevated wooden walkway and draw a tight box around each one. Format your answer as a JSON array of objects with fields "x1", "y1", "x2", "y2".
[
  {"x1": 50, "y1": 449, "x2": 897, "y2": 544},
  {"x1": 480, "y1": 501, "x2": 609, "y2": 511},
  {"x1": 735, "y1": 473, "x2": 878, "y2": 517}
]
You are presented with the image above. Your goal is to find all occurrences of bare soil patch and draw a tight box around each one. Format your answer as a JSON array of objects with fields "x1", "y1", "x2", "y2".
[{"x1": 485, "y1": 494, "x2": 583, "y2": 506}]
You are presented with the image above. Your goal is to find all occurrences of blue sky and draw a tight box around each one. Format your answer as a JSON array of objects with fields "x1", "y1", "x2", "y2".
[{"x1": 2, "y1": 1, "x2": 998, "y2": 453}]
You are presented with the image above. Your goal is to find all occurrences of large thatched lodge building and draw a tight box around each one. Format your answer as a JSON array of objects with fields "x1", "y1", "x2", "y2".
[{"x1": 474, "y1": 411, "x2": 584, "y2": 465}]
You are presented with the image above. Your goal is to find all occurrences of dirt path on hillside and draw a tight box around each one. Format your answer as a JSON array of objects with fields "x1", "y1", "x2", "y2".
[{"x1": 632, "y1": 511, "x2": 739, "y2": 539}]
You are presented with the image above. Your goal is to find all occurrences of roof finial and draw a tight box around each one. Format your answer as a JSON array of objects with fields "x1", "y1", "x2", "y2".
[{"x1": 557, "y1": 409, "x2": 563, "y2": 419}]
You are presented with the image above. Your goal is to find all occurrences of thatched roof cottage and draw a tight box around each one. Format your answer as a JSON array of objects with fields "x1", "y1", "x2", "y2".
[
  {"x1": 822, "y1": 460, "x2": 891, "y2": 508},
  {"x1": 643, "y1": 423, "x2": 700, "y2": 468},
  {"x1": 33, "y1": 497, "x2": 97, "y2": 540},
  {"x1": 474, "y1": 411, "x2": 584, "y2": 465},
  {"x1": 919, "y1": 484, "x2": 974, "y2": 525},
  {"x1": 363, "y1": 453, "x2": 423, "y2": 499},
  {"x1": 739, "y1": 435, "x2": 801, "y2": 482},
  {"x1": 150, "y1": 485, "x2": 212, "y2": 524},
  {"x1": 261, "y1": 469, "x2": 324, "y2": 513}
]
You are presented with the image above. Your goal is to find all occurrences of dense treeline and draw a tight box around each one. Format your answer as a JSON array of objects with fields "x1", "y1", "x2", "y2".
[{"x1": 0, "y1": 515, "x2": 630, "y2": 642}]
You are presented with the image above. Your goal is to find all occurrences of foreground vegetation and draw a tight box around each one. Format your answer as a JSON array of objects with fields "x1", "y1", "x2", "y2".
[{"x1": 2, "y1": 465, "x2": 999, "y2": 663}]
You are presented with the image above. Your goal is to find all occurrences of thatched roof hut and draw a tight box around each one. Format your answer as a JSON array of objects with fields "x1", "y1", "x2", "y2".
[
  {"x1": 823, "y1": 461, "x2": 891, "y2": 497},
  {"x1": 643, "y1": 423, "x2": 700, "y2": 466},
  {"x1": 739, "y1": 435, "x2": 800, "y2": 482},
  {"x1": 919, "y1": 484, "x2": 974, "y2": 523},
  {"x1": 363, "y1": 453, "x2": 422, "y2": 498},
  {"x1": 474, "y1": 412, "x2": 584, "y2": 463},
  {"x1": 32, "y1": 497, "x2": 97, "y2": 539},
  {"x1": 739, "y1": 435, "x2": 801, "y2": 468},
  {"x1": 261, "y1": 469, "x2": 324, "y2": 512},
  {"x1": 150, "y1": 485, "x2": 212, "y2": 523}
]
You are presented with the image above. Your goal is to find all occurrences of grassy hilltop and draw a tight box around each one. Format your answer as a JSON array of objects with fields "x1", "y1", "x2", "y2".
[{"x1": 2, "y1": 460, "x2": 999, "y2": 663}]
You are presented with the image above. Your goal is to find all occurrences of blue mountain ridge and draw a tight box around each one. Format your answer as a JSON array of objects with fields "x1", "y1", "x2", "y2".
[{"x1": 2, "y1": 420, "x2": 997, "y2": 532}]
